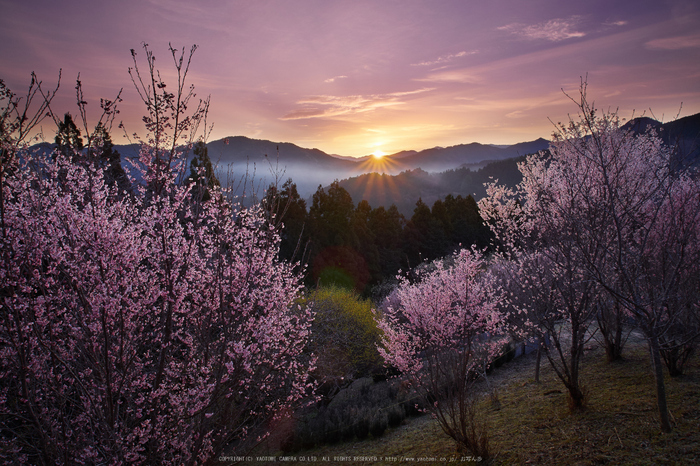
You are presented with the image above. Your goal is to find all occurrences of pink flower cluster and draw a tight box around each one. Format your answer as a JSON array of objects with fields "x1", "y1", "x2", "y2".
[
  {"x1": 0, "y1": 145, "x2": 314, "y2": 464},
  {"x1": 376, "y1": 248, "x2": 504, "y2": 376}
]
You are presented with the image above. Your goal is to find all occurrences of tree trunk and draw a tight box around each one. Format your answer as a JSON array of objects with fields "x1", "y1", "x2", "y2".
[
  {"x1": 534, "y1": 337, "x2": 542, "y2": 383},
  {"x1": 598, "y1": 299, "x2": 625, "y2": 363},
  {"x1": 612, "y1": 308, "x2": 623, "y2": 361},
  {"x1": 567, "y1": 350, "x2": 585, "y2": 410},
  {"x1": 648, "y1": 332, "x2": 672, "y2": 433}
]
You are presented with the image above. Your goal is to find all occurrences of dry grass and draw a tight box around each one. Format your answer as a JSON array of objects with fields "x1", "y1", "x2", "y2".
[
  {"x1": 243, "y1": 332, "x2": 699, "y2": 465},
  {"x1": 484, "y1": 335, "x2": 700, "y2": 465}
]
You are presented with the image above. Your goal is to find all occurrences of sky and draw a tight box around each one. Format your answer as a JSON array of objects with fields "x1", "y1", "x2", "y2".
[{"x1": 2, "y1": 0, "x2": 699, "y2": 157}]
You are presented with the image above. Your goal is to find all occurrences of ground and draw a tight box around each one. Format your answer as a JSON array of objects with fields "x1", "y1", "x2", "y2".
[{"x1": 242, "y1": 330, "x2": 699, "y2": 465}]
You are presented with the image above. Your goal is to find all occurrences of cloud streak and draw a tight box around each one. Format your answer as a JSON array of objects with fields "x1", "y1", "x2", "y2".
[
  {"x1": 324, "y1": 75, "x2": 348, "y2": 83},
  {"x1": 281, "y1": 88, "x2": 435, "y2": 120},
  {"x1": 604, "y1": 20, "x2": 628, "y2": 27},
  {"x1": 411, "y1": 50, "x2": 477, "y2": 67},
  {"x1": 646, "y1": 33, "x2": 700, "y2": 50},
  {"x1": 498, "y1": 17, "x2": 586, "y2": 41}
]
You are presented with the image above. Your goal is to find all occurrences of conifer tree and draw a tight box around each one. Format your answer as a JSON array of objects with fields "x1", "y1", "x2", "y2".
[
  {"x1": 92, "y1": 122, "x2": 131, "y2": 194},
  {"x1": 187, "y1": 140, "x2": 219, "y2": 202},
  {"x1": 55, "y1": 112, "x2": 83, "y2": 155}
]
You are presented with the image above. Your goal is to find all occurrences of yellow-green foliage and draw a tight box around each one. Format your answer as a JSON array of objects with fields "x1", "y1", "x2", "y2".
[{"x1": 305, "y1": 286, "x2": 383, "y2": 379}]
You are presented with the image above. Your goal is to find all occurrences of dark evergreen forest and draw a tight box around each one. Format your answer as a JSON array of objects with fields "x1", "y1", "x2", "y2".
[{"x1": 263, "y1": 179, "x2": 493, "y2": 298}]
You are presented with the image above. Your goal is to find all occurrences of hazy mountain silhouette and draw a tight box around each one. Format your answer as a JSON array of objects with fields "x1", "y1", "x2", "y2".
[
  {"x1": 622, "y1": 113, "x2": 700, "y2": 167},
  {"x1": 188, "y1": 136, "x2": 552, "y2": 197},
  {"x1": 392, "y1": 138, "x2": 550, "y2": 173},
  {"x1": 104, "y1": 135, "x2": 552, "y2": 198},
  {"x1": 22, "y1": 135, "x2": 555, "y2": 199},
  {"x1": 27, "y1": 112, "x2": 698, "y2": 200},
  {"x1": 332, "y1": 112, "x2": 700, "y2": 215}
]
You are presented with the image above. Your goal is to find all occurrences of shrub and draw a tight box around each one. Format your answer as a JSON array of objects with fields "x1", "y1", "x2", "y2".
[
  {"x1": 281, "y1": 377, "x2": 416, "y2": 450},
  {"x1": 369, "y1": 412, "x2": 388, "y2": 438},
  {"x1": 304, "y1": 286, "x2": 384, "y2": 382},
  {"x1": 354, "y1": 411, "x2": 371, "y2": 440},
  {"x1": 387, "y1": 405, "x2": 405, "y2": 428},
  {"x1": 322, "y1": 416, "x2": 342, "y2": 445}
]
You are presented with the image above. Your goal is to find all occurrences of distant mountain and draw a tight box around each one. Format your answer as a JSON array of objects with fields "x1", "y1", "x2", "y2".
[
  {"x1": 386, "y1": 150, "x2": 419, "y2": 160},
  {"x1": 328, "y1": 150, "x2": 418, "y2": 162},
  {"x1": 337, "y1": 113, "x2": 699, "y2": 217},
  {"x1": 657, "y1": 113, "x2": 700, "y2": 166},
  {"x1": 660, "y1": 112, "x2": 700, "y2": 142},
  {"x1": 203, "y1": 136, "x2": 353, "y2": 169},
  {"x1": 621, "y1": 116, "x2": 663, "y2": 134},
  {"x1": 27, "y1": 111, "x2": 698, "y2": 201},
  {"x1": 27, "y1": 133, "x2": 551, "y2": 198},
  {"x1": 507, "y1": 138, "x2": 552, "y2": 157},
  {"x1": 328, "y1": 153, "x2": 367, "y2": 162},
  {"x1": 623, "y1": 113, "x2": 700, "y2": 166},
  {"x1": 389, "y1": 138, "x2": 550, "y2": 173},
  {"x1": 158, "y1": 136, "x2": 551, "y2": 198}
]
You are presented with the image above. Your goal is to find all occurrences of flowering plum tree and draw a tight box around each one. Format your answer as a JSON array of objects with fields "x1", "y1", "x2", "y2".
[
  {"x1": 544, "y1": 90, "x2": 700, "y2": 432},
  {"x1": 481, "y1": 82, "x2": 700, "y2": 432},
  {"x1": 376, "y1": 248, "x2": 504, "y2": 457},
  {"x1": 0, "y1": 46, "x2": 314, "y2": 464},
  {"x1": 480, "y1": 165, "x2": 599, "y2": 410}
]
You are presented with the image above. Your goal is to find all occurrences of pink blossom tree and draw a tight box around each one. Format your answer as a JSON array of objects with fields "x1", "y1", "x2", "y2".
[
  {"x1": 545, "y1": 90, "x2": 700, "y2": 433},
  {"x1": 0, "y1": 45, "x2": 314, "y2": 464},
  {"x1": 376, "y1": 248, "x2": 504, "y2": 457},
  {"x1": 1, "y1": 71, "x2": 60, "y2": 240},
  {"x1": 480, "y1": 157, "x2": 600, "y2": 410},
  {"x1": 481, "y1": 82, "x2": 700, "y2": 432}
]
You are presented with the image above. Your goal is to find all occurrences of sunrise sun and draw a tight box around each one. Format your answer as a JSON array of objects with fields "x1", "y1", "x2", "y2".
[{"x1": 372, "y1": 150, "x2": 386, "y2": 159}]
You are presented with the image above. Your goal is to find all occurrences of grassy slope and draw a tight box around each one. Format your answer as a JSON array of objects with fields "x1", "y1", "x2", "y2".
[{"x1": 248, "y1": 332, "x2": 699, "y2": 465}]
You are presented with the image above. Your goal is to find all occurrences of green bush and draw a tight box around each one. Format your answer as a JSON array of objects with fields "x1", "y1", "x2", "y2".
[
  {"x1": 304, "y1": 286, "x2": 384, "y2": 381},
  {"x1": 323, "y1": 416, "x2": 341, "y2": 445}
]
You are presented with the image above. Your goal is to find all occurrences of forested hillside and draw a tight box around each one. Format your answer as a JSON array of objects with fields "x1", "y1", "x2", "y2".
[{"x1": 334, "y1": 156, "x2": 527, "y2": 217}]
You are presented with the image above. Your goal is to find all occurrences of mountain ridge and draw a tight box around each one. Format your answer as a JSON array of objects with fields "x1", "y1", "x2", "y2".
[{"x1": 29, "y1": 112, "x2": 699, "y2": 199}]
